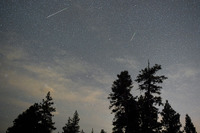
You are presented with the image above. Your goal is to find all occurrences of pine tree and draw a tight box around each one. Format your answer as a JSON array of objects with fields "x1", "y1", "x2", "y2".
[
  {"x1": 6, "y1": 92, "x2": 56, "y2": 133},
  {"x1": 63, "y1": 117, "x2": 73, "y2": 133},
  {"x1": 72, "y1": 111, "x2": 80, "y2": 133},
  {"x1": 6, "y1": 103, "x2": 42, "y2": 133},
  {"x1": 125, "y1": 96, "x2": 140, "y2": 133},
  {"x1": 108, "y1": 71, "x2": 139, "y2": 133},
  {"x1": 40, "y1": 91, "x2": 56, "y2": 133},
  {"x1": 135, "y1": 63, "x2": 167, "y2": 133},
  {"x1": 63, "y1": 111, "x2": 80, "y2": 133},
  {"x1": 100, "y1": 129, "x2": 106, "y2": 133},
  {"x1": 184, "y1": 114, "x2": 197, "y2": 133},
  {"x1": 161, "y1": 100, "x2": 182, "y2": 133},
  {"x1": 81, "y1": 129, "x2": 85, "y2": 133}
]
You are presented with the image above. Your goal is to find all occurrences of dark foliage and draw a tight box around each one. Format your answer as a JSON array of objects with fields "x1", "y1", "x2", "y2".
[
  {"x1": 161, "y1": 100, "x2": 182, "y2": 133},
  {"x1": 6, "y1": 63, "x2": 198, "y2": 133},
  {"x1": 135, "y1": 63, "x2": 167, "y2": 133},
  {"x1": 40, "y1": 91, "x2": 56, "y2": 133},
  {"x1": 63, "y1": 110, "x2": 80, "y2": 133},
  {"x1": 6, "y1": 92, "x2": 56, "y2": 133},
  {"x1": 108, "y1": 71, "x2": 139, "y2": 133},
  {"x1": 184, "y1": 114, "x2": 197, "y2": 133},
  {"x1": 6, "y1": 103, "x2": 41, "y2": 133},
  {"x1": 100, "y1": 129, "x2": 106, "y2": 133}
]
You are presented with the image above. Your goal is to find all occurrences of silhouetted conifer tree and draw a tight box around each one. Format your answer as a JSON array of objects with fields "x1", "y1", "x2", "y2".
[
  {"x1": 125, "y1": 96, "x2": 140, "y2": 133},
  {"x1": 161, "y1": 100, "x2": 182, "y2": 133},
  {"x1": 72, "y1": 111, "x2": 80, "y2": 133},
  {"x1": 6, "y1": 92, "x2": 56, "y2": 133},
  {"x1": 135, "y1": 63, "x2": 167, "y2": 133},
  {"x1": 63, "y1": 117, "x2": 73, "y2": 133},
  {"x1": 6, "y1": 103, "x2": 41, "y2": 133},
  {"x1": 108, "y1": 71, "x2": 139, "y2": 133},
  {"x1": 184, "y1": 114, "x2": 197, "y2": 133},
  {"x1": 40, "y1": 91, "x2": 56, "y2": 133},
  {"x1": 100, "y1": 129, "x2": 106, "y2": 133},
  {"x1": 63, "y1": 111, "x2": 80, "y2": 133}
]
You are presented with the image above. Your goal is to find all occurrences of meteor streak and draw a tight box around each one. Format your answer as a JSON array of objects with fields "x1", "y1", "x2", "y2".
[
  {"x1": 130, "y1": 32, "x2": 136, "y2": 41},
  {"x1": 46, "y1": 7, "x2": 68, "y2": 18}
]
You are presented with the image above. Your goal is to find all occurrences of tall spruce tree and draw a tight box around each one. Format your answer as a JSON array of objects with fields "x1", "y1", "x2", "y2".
[
  {"x1": 72, "y1": 111, "x2": 80, "y2": 133},
  {"x1": 184, "y1": 114, "x2": 197, "y2": 133},
  {"x1": 108, "y1": 71, "x2": 139, "y2": 133},
  {"x1": 161, "y1": 100, "x2": 182, "y2": 133},
  {"x1": 40, "y1": 91, "x2": 56, "y2": 133},
  {"x1": 135, "y1": 63, "x2": 167, "y2": 133},
  {"x1": 63, "y1": 111, "x2": 80, "y2": 133}
]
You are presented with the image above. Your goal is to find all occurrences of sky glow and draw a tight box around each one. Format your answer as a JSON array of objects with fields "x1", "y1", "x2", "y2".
[{"x1": 0, "y1": 0, "x2": 200, "y2": 132}]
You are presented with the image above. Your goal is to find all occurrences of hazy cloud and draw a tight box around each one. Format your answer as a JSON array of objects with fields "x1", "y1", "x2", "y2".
[{"x1": 115, "y1": 57, "x2": 139, "y2": 70}]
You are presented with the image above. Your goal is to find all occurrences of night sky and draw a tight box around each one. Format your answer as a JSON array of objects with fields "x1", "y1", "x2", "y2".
[{"x1": 1, "y1": 0, "x2": 200, "y2": 132}]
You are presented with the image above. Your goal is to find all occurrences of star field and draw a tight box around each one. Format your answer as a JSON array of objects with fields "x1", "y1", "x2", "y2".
[{"x1": 0, "y1": 0, "x2": 200, "y2": 132}]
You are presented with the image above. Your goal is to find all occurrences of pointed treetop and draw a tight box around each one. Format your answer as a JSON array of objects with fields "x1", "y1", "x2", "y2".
[{"x1": 184, "y1": 114, "x2": 197, "y2": 133}]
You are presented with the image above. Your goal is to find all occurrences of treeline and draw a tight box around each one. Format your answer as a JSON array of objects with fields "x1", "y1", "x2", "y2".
[
  {"x1": 108, "y1": 63, "x2": 197, "y2": 133},
  {"x1": 6, "y1": 63, "x2": 197, "y2": 133}
]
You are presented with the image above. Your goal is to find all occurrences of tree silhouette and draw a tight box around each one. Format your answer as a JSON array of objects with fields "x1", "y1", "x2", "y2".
[
  {"x1": 184, "y1": 114, "x2": 197, "y2": 133},
  {"x1": 125, "y1": 96, "x2": 140, "y2": 133},
  {"x1": 6, "y1": 103, "x2": 42, "y2": 133},
  {"x1": 39, "y1": 91, "x2": 56, "y2": 133},
  {"x1": 108, "y1": 71, "x2": 139, "y2": 133},
  {"x1": 6, "y1": 92, "x2": 56, "y2": 133},
  {"x1": 135, "y1": 63, "x2": 167, "y2": 133},
  {"x1": 72, "y1": 111, "x2": 80, "y2": 133},
  {"x1": 100, "y1": 129, "x2": 106, "y2": 133},
  {"x1": 63, "y1": 117, "x2": 73, "y2": 133},
  {"x1": 161, "y1": 100, "x2": 182, "y2": 133},
  {"x1": 6, "y1": 63, "x2": 199, "y2": 133},
  {"x1": 63, "y1": 111, "x2": 80, "y2": 133}
]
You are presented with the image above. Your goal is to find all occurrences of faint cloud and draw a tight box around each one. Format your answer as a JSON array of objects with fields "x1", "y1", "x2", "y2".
[
  {"x1": 41, "y1": 84, "x2": 55, "y2": 93},
  {"x1": 7, "y1": 71, "x2": 49, "y2": 97},
  {"x1": 92, "y1": 72, "x2": 114, "y2": 86},
  {"x1": 166, "y1": 64, "x2": 200, "y2": 83},
  {"x1": 163, "y1": 63, "x2": 200, "y2": 104},
  {"x1": 115, "y1": 57, "x2": 139, "y2": 70},
  {"x1": 53, "y1": 57, "x2": 88, "y2": 75},
  {"x1": 1, "y1": 97, "x2": 31, "y2": 109},
  {"x1": 0, "y1": 32, "x2": 29, "y2": 61},
  {"x1": 0, "y1": 40, "x2": 114, "y2": 133},
  {"x1": 81, "y1": 87, "x2": 104, "y2": 103},
  {"x1": 0, "y1": 46, "x2": 27, "y2": 61},
  {"x1": 55, "y1": 86, "x2": 105, "y2": 104}
]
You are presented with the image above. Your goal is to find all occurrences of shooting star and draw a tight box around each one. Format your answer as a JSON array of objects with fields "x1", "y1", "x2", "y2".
[
  {"x1": 130, "y1": 32, "x2": 136, "y2": 41},
  {"x1": 46, "y1": 7, "x2": 68, "y2": 19}
]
